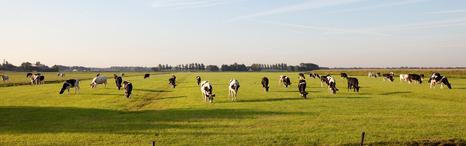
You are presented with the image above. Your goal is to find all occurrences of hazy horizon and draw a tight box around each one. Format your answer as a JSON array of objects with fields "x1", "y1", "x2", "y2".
[{"x1": 1, "y1": 0, "x2": 466, "y2": 68}]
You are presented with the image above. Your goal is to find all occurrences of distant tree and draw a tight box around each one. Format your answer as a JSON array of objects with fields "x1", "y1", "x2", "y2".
[{"x1": 206, "y1": 65, "x2": 219, "y2": 72}]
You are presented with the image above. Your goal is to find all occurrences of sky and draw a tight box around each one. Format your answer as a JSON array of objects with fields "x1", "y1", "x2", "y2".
[{"x1": 1, "y1": 0, "x2": 466, "y2": 67}]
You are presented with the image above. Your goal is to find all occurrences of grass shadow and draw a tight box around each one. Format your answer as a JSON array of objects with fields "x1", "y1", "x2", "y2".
[
  {"x1": 379, "y1": 91, "x2": 411, "y2": 95},
  {"x1": 238, "y1": 97, "x2": 303, "y2": 103},
  {"x1": 133, "y1": 89, "x2": 172, "y2": 93},
  {"x1": 0, "y1": 106, "x2": 298, "y2": 134}
]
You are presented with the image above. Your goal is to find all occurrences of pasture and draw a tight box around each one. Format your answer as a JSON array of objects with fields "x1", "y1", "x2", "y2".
[{"x1": 0, "y1": 71, "x2": 465, "y2": 145}]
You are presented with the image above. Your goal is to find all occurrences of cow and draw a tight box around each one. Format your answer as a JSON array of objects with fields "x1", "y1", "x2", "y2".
[
  {"x1": 261, "y1": 77, "x2": 270, "y2": 92},
  {"x1": 123, "y1": 81, "x2": 133, "y2": 98},
  {"x1": 196, "y1": 76, "x2": 201, "y2": 86},
  {"x1": 228, "y1": 79, "x2": 240, "y2": 101},
  {"x1": 340, "y1": 73, "x2": 348, "y2": 79},
  {"x1": 368, "y1": 72, "x2": 378, "y2": 78},
  {"x1": 407, "y1": 74, "x2": 423, "y2": 84},
  {"x1": 59, "y1": 79, "x2": 80, "y2": 94},
  {"x1": 57, "y1": 72, "x2": 65, "y2": 77},
  {"x1": 144, "y1": 74, "x2": 150, "y2": 79},
  {"x1": 400, "y1": 74, "x2": 409, "y2": 82},
  {"x1": 27, "y1": 73, "x2": 45, "y2": 85},
  {"x1": 382, "y1": 72, "x2": 395, "y2": 82},
  {"x1": 319, "y1": 75, "x2": 329, "y2": 87},
  {"x1": 280, "y1": 76, "x2": 291, "y2": 87},
  {"x1": 169, "y1": 75, "x2": 176, "y2": 88},
  {"x1": 345, "y1": 77, "x2": 360, "y2": 92},
  {"x1": 429, "y1": 73, "x2": 452, "y2": 89},
  {"x1": 298, "y1": 79, "x2": 308, "y2": 99},
  {"x1": 114, "y1": 74, "x2": 123, "y2": 90},
  {"x1": 310, "y1": 73, "x2": 320, "y2": 79},
  {"x1": 327, "y1": 76, "x2": 338, "y2": 94},
  {"x1": 298, "y1": 73, "x2": 305, "y2": 80},
  {"x1": 200, "y1": 81, "x2": 215, "y2": 103},
  {"x1": 0, "y1": 74, "x2": 9, "y2": 83},
  {"x1": 90, "y1": 76, "x2": 107, "y2": 88}
]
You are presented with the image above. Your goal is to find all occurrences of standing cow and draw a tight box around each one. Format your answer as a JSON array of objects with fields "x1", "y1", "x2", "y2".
[
  {"x1": 1, "y1": 74, "x2": 9, "y2": 83},
  {"x1": 27, "y1": 73, "x2": 45, "y2": 85},
  {"x1": 298, "y1": 79, "x2": 308, "y2": 99},
  {"x1": 59, "y1": 79, "x2": 80, "y2": 94},
  {"x1": 169, "y1": 75, "x2": 176, "y2": 88},
  {"x1": 382, "y1": 72, "x2": 395, "y2": 82},
  {"x1": 200, "y1": 81, "x2": 215, "y2": 103},
  {"x1": 327, "y1": 76, "x2": 338, "y2": 94},
  {"x1": 407, "y1": 74, "x2": 423, "y2": 84},
  {"x1": 114, "y1": 74, "x2": 123, "y2": 90},
  {"x1": 261, "y1": 77, "x2": 270, "y2": 92},
  {"x1": 123, "y1": 81, "x2": 133, "y2": 98},
  {"x1": 196, "y1": 76, "x2": 201, "y2": 86},
  {"x1": 228, "y1": 79, "x2": 240, "y2": 101},
  {"x1": 144, "y1": 74, "x2": 150, "y2": 79},
  {"x1": 340, "y1": 73, "x2": 348, "y2": 79},
  {"x1": 280, "y1": 76, "x2": 291, "y2": 87}
]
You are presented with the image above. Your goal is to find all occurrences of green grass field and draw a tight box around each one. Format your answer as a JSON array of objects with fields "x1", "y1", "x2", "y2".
[{"x1": 0, "y1": 71, "x2": 465, "y2": 145}]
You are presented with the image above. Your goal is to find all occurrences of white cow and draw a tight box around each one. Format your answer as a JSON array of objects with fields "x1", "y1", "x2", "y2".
[
  {"x1": 228, "y1": 79, "x2": 240, "y2": 101},
  {"x1": 200, "y1": 81, "x2": 215, "y2": 103},
  {"x1": 400, "y1": 74, "x2": 409, "y2": 82},
  {"x1": 90, "y1": 76, "x2": 107, "y2": 88}
]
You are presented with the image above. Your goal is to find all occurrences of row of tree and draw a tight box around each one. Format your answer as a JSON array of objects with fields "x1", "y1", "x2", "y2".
[{"x1": 1, "y1": 59, "x2": 320, "y2": 72}]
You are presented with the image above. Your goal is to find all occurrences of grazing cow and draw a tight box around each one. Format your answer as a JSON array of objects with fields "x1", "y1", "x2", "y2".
[
  {"x1": 200, "y1": 81, "x2": 215, "y2": 103},
  {"x1": 27, "y1": 73, "x2": 45, "y2": 85},
  {"x1": 340, "y1": 73, "x2": 348, "y2": 78},
  {"x1": 400, "y1": 74, "x2": 409, "y2": 82},
  {"x1": 1, "y1": 74, "x2": 9, "y2": 83},
  {"x1": 407, "y1": 74, "x2": 423, "y2": 84},
  {"x1": 196, "y1": 76, "x2": 201, "y2": 85},
  {"x1": 327, "y1": 76, "x2": 338, "y2": 94},
  {"x1": 298, "y1": 73, "x2": 305, "y2": 80},
  {"x1": 144, "y1": 73, "x2": 150, "y2": 79},
  {"x1": 429, "y1": 73, "x2": 452, "y2": 89},
  {"x1": 57, "y1": 73, "x2": 65, "y2": 77},
  {"x1": 298, "y1": 79, "x2": 308, "y2": 99},
  {"x1": 90, "y1": 76, "x2": 107, "y2": 88},
  {"x1": 261, "y1": 77, "x2": 270, "y2": 92},
  {"x1": 169, "y1": 76, "x2": 176, "y2": 88},
  {"x1": 382, "y1": 72, "x2": 395, "y2": 82},
  {"x1": 280, "y1": 76, "x2": 291, "y2": 87},
  {"x1": 59, "y1": 79, "x2": 80, "y2": 94},
  {"x1": 114, "y1": 74, "x2": 123, "y2": 90},
  {"x1": 228, "y1": 79, "x2": 240, "y2": 101},
  {"x1": 319, "y1": 75, "x2": 329, "y2": 87},
  {"x1": 123, "y1": 81, "x2": 133, "y2": 98},
  {"x1": 345, "y1": 77, "x2": 360, "y2": 92}
]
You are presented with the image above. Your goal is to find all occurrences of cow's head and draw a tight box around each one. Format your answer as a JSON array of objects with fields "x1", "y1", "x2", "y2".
[{"x1": 59, "y1": 83, "x2": 70, "y2": 94}]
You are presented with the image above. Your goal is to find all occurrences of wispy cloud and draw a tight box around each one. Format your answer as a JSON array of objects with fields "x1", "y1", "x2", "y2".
[
  {"x1": 327, "y1": 0, "x2": 429, "y2": 14},
  {"x1": 426, "y1": 9, "x2": 466, "y2": 15},
  {"x1": 252, "y1": 20, "x2": 388, "y2": 36},
  {"x1": 378, "y1": 17, "x2": 466, "y2": 31},
  {"x1": 152, "y1": 0, "x2": 233, "y2": 9},
  {"x1": 228, "y1": 0, "x2": 364, "y2": 22}
]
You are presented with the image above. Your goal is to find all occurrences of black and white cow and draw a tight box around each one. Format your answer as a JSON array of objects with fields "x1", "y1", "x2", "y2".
[
  {"x1": 27, "y1": 73, "x2": 45, "y2": 85},
  {"x1": 196, "y1": 76, "x2": 201, "y2": 86},
  {"x1": 340, "y1": 73, "x2": 348, "y2": 78},
  {"x1": 200, "y1": 81, "x2": 215, "y2": 103},
  {"x1": 1, "y1": 74, "x2": 9, "y2": 83},
  {"x1": 144, "y1": 73, "x2": 150, "y2": 79},
  {"x1": 382, "y1": 72, "x2": 395, "y2": 82},
  {"x1": 90, "y1": 76, "x2": 107, "y2": 88},
  {"x1": 310, "y1": 73, "x2": 320, "y2": 79},
  {"x1": 298, "y1": 73, "x2": 305, "y2": 80},
  {"x1": 319, "y1": 75, "x2": 329, "y2": 87},
  {"x1": 327, "y1": 76, "x2": 338, "y2": 94},
  {"x1": 123, "y1": 81, "x2": 133, "y2": 98},
  {"x1": 368, "y1": 72, "x2": 378, "y2": 78},
  {"x1": 57, "y1": 72, "x2": 65, "y2": 77},
  {"x1": 429, "y1": 73, "x2": 452, "y2": 89},
  {"x1": 298, "y1": 79, "x2": 308, "y2": 99},
  {"x1": 228, "y1": 79, "x2": 240, "y2": 101},
  {"x1": 346, "y1": 77, "x2": 360, "y2": 92},
  {"x1": 280, "y1": 76, "x2": 291, "y2": 87},
  {"x1": 261, "y1": 77, "x2": 270, "y2": 92},
  {"x1": 114, "y1": 74, "x2": 123, "y2": 90},
  {"x1": 407, "y1": 74, "x2": 423, "y2": 84},
  {"x1": 59, "y1": 79, "x2": 80, "y2": 94},
  {"x1": 169, "y1": 75, "x2": 176, "y2": 88}
]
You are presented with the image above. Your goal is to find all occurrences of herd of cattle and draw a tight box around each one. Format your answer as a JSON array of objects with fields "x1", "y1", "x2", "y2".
[{"x1": 0, "y1": 71, "x2": 454, "y2": 103}]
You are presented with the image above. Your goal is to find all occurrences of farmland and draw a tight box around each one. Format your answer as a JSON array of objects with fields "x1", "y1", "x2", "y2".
[{"x1": 0, "y1": 71, "x2": 465, "y2": 145}]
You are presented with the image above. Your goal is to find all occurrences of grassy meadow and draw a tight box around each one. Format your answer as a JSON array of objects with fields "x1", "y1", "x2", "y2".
[{"x1": 0, "y1": 71, "x2": 465, "y2": 145}]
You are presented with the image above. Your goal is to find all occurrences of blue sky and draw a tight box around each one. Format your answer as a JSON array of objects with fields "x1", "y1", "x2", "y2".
[{"x1": 1, "y1": 0, "x2": 466, "y2": 67}]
